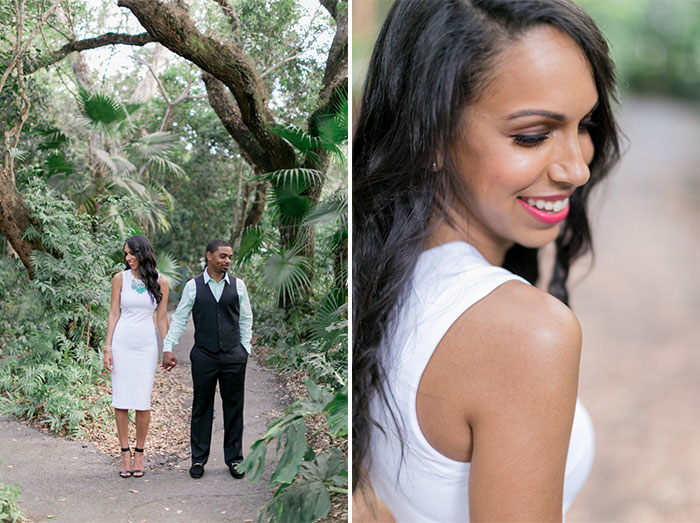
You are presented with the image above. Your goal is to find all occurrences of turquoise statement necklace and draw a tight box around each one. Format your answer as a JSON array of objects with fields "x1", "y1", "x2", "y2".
[{"x1": 131, "y1": 277, "x2": 147, "y2": 294}]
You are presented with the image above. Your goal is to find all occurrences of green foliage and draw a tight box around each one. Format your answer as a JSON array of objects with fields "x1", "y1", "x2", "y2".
[
  {"x1": 0, "y1": 470, "x2": 24, "y2": 523},
  {"x1": 261, "y1": 246, "x2": 313, "y2": 307},
  {"x1": 77, "y1": 85, "x2": 129, "y2": 127},
  {"x1": 155, "y1": 250, "x2": 182, "y2": 290},
  {"x1": 35, "y1": 90, "x2": 183, "y2": 235},
  {"x1": 238, "y1": 380, "x2": 348, "y2": 523},
  {"x1": 577, "y1": 0, "x2": 700, "y2": 100},
  {"x1": 0, "y1": 179, "x2": 119, "y2": 438}
]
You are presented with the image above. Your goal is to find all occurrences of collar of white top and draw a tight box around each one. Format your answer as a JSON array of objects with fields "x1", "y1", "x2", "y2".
[{"x1": 203, "y1": 268, "x2": 230, "y2": 285}]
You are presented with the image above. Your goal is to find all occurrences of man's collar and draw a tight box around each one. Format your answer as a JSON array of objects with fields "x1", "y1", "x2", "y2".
[{"x1": 203, "y1": 268, "x2": 230, "y2": 284}]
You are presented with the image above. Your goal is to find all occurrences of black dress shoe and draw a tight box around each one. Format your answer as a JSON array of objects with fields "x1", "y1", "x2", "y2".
[
  {"x1": 189, "y1": 463, "x2": 204, "y2": 479},
  {"x1": 228, "y1": 462, "x2": 245, "y2": 479}
]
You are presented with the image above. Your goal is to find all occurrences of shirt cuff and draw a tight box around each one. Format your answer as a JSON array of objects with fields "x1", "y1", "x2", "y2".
[{"x1": 163, "y1": 344, "x2": 174, "y2": 353}]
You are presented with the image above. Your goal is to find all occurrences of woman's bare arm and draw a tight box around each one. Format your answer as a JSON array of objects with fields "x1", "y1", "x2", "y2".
[
  {"x1": 155, "y1": 275, "x2": 170, "y2": 344},
  {"x1": 103, "y1": 272, "x2": 123, "y2": 372},
  {"x1": 418, "y1": 281, "x2": 581, "y2": 522}
]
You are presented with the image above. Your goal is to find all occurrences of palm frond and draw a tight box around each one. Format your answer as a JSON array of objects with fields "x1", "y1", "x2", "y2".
[
  {"x1": 156, "y1": 251, "x2": 182, "y2": 290},
  {"x1": 37, "y1": 127, "x2": 69, "y2": 150},
  {"x1": 77, "y1": 89, "x2": 128, "y2": 126},
  {"x1": 92, "y1": 149, "x2": 136, "y2": 176},
  {"x1": 317, "y1": 91, "x2": 348, "y2": 148},
  {"x1": 111, "y1": 155, "x2": 137, "y2": 176},
  {"x1": 9, "y1": 148, "x2": 29, "y2": 162},
  {"x1": 269, "y1": 184, "x2": 312, "y2": 225},
  {"x1": 271, "y1": 124, "x2": 321, "y2": 152},
  {"x1": 309, "y1": 290, "x2": 347, "y2": 350},
  {"x1": 46, "y1": 153, "x2": 74, "y2": 176},
  {"x1": 260, "y1": 246, "x2": 313, "y2": 307},
  {"x1": 235, "y1": 225, "x2": 267, "y2": 268},
  {"x1": 263, "y1": 168, "x2": 324, "y2": 188},
  {"x1": 147, "y1": 156, "x2": 186, "y2": 178},
  {"x1": 303, "y1": 191, "x2": 347, "y2": 227},
  {"x1": 127, "y1": 132, "x2": 178, "y2": 158}
]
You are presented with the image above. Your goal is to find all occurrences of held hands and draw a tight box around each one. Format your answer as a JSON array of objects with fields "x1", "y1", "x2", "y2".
[{"x1": 162, "y1": 351, "x2": 178, "y2": 371}]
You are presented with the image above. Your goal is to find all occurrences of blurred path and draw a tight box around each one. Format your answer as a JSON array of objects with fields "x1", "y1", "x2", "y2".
[
  {"x1": 0, "y1": 320, "x2": 282, "y2": 522},
  {"x1": 567, "y1": 97, "x2": 700, "y2": 521}
]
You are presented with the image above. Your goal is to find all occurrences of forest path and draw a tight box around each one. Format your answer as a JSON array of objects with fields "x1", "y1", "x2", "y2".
[
  {"x1": 566, "y1": 96, "x2": 700, "y2": 521},
  {"x1": 0, "y1": 320, "x2": 283, "y2": 522}
]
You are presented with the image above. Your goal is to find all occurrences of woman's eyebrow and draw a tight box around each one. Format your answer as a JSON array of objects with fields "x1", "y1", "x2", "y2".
[
  {"x1": 506, "y1": 109, "x2": 565, "y2": 121},
  {"x1": 506, "y1": 100, "x2": 599, "y2": 122}
]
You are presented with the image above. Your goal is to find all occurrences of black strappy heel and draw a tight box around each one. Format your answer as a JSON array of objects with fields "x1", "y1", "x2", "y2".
[
  {"x1": 132, "y1": 447, "x2": 145, "y2": 478},
  {"x1": 119, "y1": 447, "x2": 132, "y2": 478}
]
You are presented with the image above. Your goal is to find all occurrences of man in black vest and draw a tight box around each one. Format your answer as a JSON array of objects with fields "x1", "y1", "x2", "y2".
[{"x1": 162, "y1": 239, "x2": 253, "y2": 479}]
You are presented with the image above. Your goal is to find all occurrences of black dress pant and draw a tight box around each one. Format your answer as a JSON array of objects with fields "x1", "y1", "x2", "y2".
[{"x1": 190, "y1": 343, "x2": 248, "y2": 466}]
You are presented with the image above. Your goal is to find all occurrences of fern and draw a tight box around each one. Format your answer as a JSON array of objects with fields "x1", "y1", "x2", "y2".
[{"x1": 0, "y1": 180, "x2": 118, "y2": 437}]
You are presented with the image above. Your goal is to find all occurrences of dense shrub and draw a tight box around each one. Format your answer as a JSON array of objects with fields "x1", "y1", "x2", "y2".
[{"x1": 0, "y1": 179, "x2": 119, "y2": 438}]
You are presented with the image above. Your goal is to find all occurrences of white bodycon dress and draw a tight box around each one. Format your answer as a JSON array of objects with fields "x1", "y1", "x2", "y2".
[
  {"x1": 111, "y1": 269, "x2": 159, "y2": 411},
  {"x1": 368, "y1": 241, "x2": 595, "y2": 522}
]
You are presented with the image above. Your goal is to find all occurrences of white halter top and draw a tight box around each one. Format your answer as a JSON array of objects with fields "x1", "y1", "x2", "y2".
[{"x1": 368, "y1": 241, "x2": 595, "y2": 522}]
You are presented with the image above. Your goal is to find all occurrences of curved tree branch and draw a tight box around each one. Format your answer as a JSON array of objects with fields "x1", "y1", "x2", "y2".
[
  {"x1": 0, "y1": 0, "x2": 63, "y2": 95},
  {"x1": 117, "y1": 0, "x2": 296, "y2": 171},
  {"x1": 212, "y1": 0, "x2": 240, "y2": 31},
  {"x1": 319, "y1": 1, "x2": 347, "y2": 104},
  {"x1": 26, "y1": 32, "x2": 155, "y2": 74},
  {"x1": 202, "y1": 72, "x2": 273, "y2": 174},
  {"x1": 320, "y1": 0, "x2": 339, "y2": 21}
]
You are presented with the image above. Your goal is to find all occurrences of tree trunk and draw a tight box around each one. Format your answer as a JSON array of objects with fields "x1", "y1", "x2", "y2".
[{"x1": 0, "y1": 169, "x2": 43, "y2": 278}]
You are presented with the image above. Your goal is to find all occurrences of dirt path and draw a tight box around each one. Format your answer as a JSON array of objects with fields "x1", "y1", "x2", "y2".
[
  {"x1": 566, "y1": 96, "x2": 700, "y2": 521},
  {"x1": 0, "y1": 320, "x2": 284, "y2": 522}
]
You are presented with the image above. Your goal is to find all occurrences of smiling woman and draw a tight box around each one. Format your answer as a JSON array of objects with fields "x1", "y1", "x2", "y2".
[
  {"x1": 352, "y1": 1, "x2": 621, "y2": 521},
  {"x1": 440, "y1": 25, "x2": 599, "y2": 262}
]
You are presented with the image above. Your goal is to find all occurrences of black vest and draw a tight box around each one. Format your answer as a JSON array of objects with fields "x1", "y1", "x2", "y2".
[{"x1": 192, "y1": 274, "x2": 240, "y2": 352}]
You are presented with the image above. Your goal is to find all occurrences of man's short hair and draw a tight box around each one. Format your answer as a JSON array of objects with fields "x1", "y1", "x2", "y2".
[{"x1": 206, "y1": 239, "x2": 231, "y2": 254}]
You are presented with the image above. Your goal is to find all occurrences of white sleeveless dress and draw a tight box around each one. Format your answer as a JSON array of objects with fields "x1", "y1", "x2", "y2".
[
  {"x1": 368, "y1": 242, "x2": 595, "y2": 522},
  {"x1": 111, "y1": 269, "x2": 159, "y2": 411}
]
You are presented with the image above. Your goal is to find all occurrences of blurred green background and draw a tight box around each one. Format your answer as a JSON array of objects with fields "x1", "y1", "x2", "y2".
[
  {"x1": 352, "y1": 0, "x2": 700, "y2": 107},
  {"x1": 579, "y1": 0, "x2": 700, "y2": 99}
]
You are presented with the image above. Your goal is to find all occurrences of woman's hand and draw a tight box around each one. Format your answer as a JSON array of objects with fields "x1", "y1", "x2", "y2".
[{"x1": 103, "y1": 349, "x2": 113, "y2": 372}]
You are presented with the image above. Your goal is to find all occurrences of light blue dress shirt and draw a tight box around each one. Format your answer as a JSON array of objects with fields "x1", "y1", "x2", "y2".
[{"x1": 163, "y1": 269, "x2": 253, "y2": 353}]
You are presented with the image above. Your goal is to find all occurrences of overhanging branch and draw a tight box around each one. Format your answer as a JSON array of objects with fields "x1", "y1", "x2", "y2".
[
  {"x1": 118, "y1": 0, "x2": 296, "y2": 170},
  {"x1": 26, "y1": 32, "x2": 155, "y2": 74}
]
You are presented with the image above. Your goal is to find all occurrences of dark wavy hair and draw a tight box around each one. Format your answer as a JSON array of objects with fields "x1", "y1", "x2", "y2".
[
  {"x1": 123, "y1": 235, "x2": 162, "y2": 305},
  {"x1": 353, "y1": 0, "x2": 621, "y2": 491}
]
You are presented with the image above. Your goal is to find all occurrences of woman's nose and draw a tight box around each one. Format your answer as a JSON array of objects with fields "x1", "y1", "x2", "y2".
[{"x1": 549, "y1": 132, "x2": 593, "y2": 188}]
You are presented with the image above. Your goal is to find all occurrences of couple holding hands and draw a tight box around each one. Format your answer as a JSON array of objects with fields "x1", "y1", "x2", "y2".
[{"x1": 102, "y1": 235, "x2": 252, "y2": 480}]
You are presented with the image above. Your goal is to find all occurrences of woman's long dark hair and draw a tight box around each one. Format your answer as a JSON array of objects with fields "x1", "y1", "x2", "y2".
[
  {"x1": 124, "y1": 235, "x2": 162, "y2": 305},
  {"x1": 353, "y1": 0, "x2": 621, "y2": 491}
]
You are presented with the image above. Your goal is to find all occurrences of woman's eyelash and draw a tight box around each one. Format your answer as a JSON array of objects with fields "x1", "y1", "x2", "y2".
[
  {"x1": 511, "y1": 133, "x2": 549, "y2": 146},
  {"x1": 579, "y1": 119, "x2": 598, "y2": 130}
]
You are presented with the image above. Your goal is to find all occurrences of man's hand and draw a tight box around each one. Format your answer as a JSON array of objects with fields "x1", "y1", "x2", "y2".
[{"x1": 162, "y1": 351, "x2": 178, "y2": 371}]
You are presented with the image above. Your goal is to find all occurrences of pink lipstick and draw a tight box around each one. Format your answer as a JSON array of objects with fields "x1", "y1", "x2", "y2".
[{"x1": 518, "y1": 196, "x2": 570, "y2": 225}]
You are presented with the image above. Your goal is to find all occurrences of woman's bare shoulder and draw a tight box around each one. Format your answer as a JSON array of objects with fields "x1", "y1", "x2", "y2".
[
  {"x1": 112, "y1": 271, "x2": 123, "y2": 283},
  {"x1": 469, "y1": 280, "x2": 580, "y2": 360},
  {"x1": 158, "y1": 274, "x2": 169, "y2": 286},
  {"x1": 442, "y1": 280, "x2": 582, "y2": 404}
]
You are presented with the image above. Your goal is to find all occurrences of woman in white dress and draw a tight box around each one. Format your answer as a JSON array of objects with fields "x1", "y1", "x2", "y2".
[
  {"x1": 353, "y1": 0, "x2": 621, "y2": 520},
  {"x1": 103, "y1": 235, "x2": 169, "y2": 478}
]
